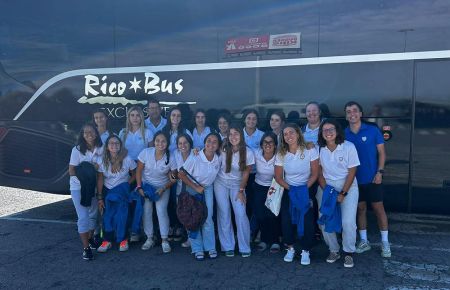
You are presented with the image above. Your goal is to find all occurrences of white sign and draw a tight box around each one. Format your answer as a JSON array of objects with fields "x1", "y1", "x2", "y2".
[{"x1": 269, "y1": 32, "x2": 301, "y2": 50}]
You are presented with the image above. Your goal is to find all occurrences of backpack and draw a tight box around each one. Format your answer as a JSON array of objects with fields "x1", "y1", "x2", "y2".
[{"x1": 176, "y1": 167, "x2": 208, "y2": 231}]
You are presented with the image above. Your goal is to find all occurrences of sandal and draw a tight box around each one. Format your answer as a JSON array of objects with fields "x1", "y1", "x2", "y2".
[
  {"x1": 194, "y1": 252, "x2": 205, "y2": 261},
  {"x1": 256, "y1": 242, "x2": 267, "y2": 252}
]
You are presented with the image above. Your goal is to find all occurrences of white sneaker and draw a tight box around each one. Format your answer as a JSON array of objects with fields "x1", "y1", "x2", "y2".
[
  {"x1": 97, "y1": 241, "x2": 112, "y2": 253},
  {"x1": 283, "y1": 247, "x2": 295, "y2": 262},
  {"x1": 162, "y1": 241, "x2": 172, "y2": 253},
  {"x1": 300, "y1": 250, "x2": 310, "y2": 265},
  {"x1": 355, "y1": 240, "x2": 371, "y2": 253},
  {"x1": 141, "y1": 238, "x2": 154, "y2": 250},
  {"x1": 181, "y1": 239, "x2": 191, "y2": 248},
  {"x1": 130, "y1": 233, "x2": 140, "y2": 243},
  {"x1": 381, "y1": 242, "x2": 392, "y2": 258}
]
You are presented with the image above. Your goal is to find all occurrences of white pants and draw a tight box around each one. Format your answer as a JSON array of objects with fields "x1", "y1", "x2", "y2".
[
  {"x1": 71, "y1": 190, "x2": 98, "y2": 234},
  {"x1": 142, "y1": 188, "x2": 170, "y2": 239},
  {"x1": 214, "y1": 179, "x2": 251, "y2": 253},
  {"x1": 317, "y1": 178, "x2": 359, "y2": 253}
]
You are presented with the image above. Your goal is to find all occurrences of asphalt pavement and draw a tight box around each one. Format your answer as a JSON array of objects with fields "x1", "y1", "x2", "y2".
[{"x1": 1, "y1": 186, "x2": 450, "y2": 289}]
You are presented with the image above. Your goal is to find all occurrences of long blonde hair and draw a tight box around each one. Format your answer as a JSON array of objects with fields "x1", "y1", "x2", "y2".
[
  {"x1": 279, "y1": 123, "x2": 307, "y2": 157},
  {"x1": 122, "y1": 106, "x2": 147, "y2": 144}
]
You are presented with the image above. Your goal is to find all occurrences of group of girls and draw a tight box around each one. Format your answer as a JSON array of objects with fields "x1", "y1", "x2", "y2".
[{"x1": 69, "y1": 102, "x2": 360, "y2": 269}]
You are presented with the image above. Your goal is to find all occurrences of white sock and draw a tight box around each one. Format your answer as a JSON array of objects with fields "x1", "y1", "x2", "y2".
[
  {"x1": 359, "y1": 230, "x2": 368, "y2": 241},
  {"x1": 381, "y1": 230, "x2": 389, "y2": 243}
]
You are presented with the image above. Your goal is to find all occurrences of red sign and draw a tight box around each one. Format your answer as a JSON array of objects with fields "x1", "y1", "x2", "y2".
[{"x1": 224, "y1": 35, "x2": 269, "y2": 54}]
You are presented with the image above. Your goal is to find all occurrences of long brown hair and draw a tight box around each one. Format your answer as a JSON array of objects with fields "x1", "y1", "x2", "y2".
[
  {"x1": 223, "y1": 124, "x2": 247, "y2": 173},
  {"x1": 102, "y1": 135, "x2": 128, "y2": 173},
  {"x1": 279, "y1": 123, "x2": 307, "y2": 157}
]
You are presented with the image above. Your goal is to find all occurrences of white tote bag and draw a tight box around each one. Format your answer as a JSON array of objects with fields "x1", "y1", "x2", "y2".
[{"x1": 265, "y1": 178, "x2": 284, "y2": 216}]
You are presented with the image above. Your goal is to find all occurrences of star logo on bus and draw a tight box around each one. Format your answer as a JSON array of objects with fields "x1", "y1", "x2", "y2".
[{"x1": 129, "y1": 77, "x2": 142, "y2": 93}]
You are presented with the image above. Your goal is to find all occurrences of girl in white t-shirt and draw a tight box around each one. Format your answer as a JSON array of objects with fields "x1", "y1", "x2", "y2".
[
  {"x1": 216, "y1": 113, "x2": 231, "y2": 141},
  {"x1": 269, "y1": 110, "x2": 285, "y2": 148},
  {"x1": 68, "y1": 123, "x2": 103, "y2": 261},
  {"x1": 119, "y1": 106, "x2": 153, "y2": 161},
  {"x1": 96, "y1": 135, "x2": 136, "y2": 253},
  {"x1": 191, "y1": 109, "x2": 211, "y2": 150},
  {"x1": 317, "y1": 119, "x2": 360, "y2": 268},
  {"x1": 252, "y1": 131, "x2": 281, "y2": 253},
  {"x1": 92, "y1": 109, "x2": 113, "y2": 144},
  {"x1": 136, "y1": 131, "x2": 176, "y2": 253},
  {"x1": 169, "y1": 133, "x2": 195, "y2": 244},
  {"x1": 214, "y1": 125, "x2": 254, "y2": 257},
  {"x1": 178, "y1": 132, "x2": 222, "y2": 260},
  {"x1": 274, "y1": 123, "x2": 319, "y2": 265}
]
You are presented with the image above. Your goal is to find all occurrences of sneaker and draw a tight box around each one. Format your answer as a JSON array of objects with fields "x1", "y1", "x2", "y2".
[
  {"x1": 168, "y1": 228, "x2": 174, "y2": 241},
  {"x1": 225, "y1": 250, "x2": 235, "y2": 257},
  {"x1": 162, "y1": 241, "x2": 171, "y2": 253},
  {"x1": 344, "y1": 255, "x2": 354, "y2": 268},
  {"x1": 256, "y1": 242, "x2": 267, "y2": 252},
  {"x1": 300, "y1": 250, "x2": 310, "y2": 265},
  {"x1": 194, "y1": 251, "x2": 205, "y2": 261},
  {"x1": 355, "y1": 240, "x2": 371, "y2": 254},
  {"x1": 241, "y1": 252, "x2": 251, "y2": 258},
  {"x1": 283, "y1": 247, "x2": 295, "y2": 262},
  {"x1": 82, "y1": 247, "x2": 94, "y2": 260},
  {"x1": 88, "y1": 237, "x2": 100, "y2": 250},
  {"x1": 141, "y1": 238, "x2": 155, "y2": 251},
  {"x1": 381, "y1": 242, "x2": 392, "y2": 258},
  {"x1": 181, "y1": 239, "x2": 191, "y2": 248},
  {"x1": 208, "y1": 250, "x2": 218, "y2": 259},
  {"x1": 174, "y1": 228, "x2": 183, "y2": 242},
  {"x1": 326, "y1": 252, "x2": 340, "y2": 263},
  {"x1": 97, "y1": 241, "x2": 112, "y2": 253},
  {"x1": 119, "y1": 240, "x2": 129, "y2": 252},
  {"x1": 130, "y1": 233, "x2": 140, "y2": 243},
  {"x1": 270, "y1": 243, "x2": 281, "y2": 254}
]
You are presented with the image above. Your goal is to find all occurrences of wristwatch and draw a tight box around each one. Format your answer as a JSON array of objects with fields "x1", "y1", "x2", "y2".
[{"x1": 378, "y1": 169, "x2": 385, "y2": 174}]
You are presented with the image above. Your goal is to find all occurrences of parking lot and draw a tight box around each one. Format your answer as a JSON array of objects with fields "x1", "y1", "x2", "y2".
[{"x1": 1, "y1": 186, "x2": 450, "y2": 289}]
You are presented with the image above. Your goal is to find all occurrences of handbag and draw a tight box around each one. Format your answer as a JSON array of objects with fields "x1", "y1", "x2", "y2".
[
  {"x1": 176, "y1": 167, "x2": 208, "y2": 231},
  {"x1": 265, "y1": 177, "x2": 284, "y2": 216}
]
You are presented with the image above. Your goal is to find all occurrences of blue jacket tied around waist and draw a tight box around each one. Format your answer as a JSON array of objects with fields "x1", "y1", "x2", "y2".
[
  {"x1": 318, "y1": 185, "x2": 342, "y2": 233},
  {"x1": 103, "y1": 182, "x2": 131, "y2": 242},
  {"x1": 288, "y1": 185, "x2": 310, "y2": 237},
  {"x1": 130, "y1": 183, "x2": 159, "y2": 234}
]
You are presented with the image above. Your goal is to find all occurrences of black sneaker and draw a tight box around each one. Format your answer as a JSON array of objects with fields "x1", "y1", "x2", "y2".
[
  {"x1": 83, "y1": 247, "x2": 94, "y2": 260},
  {"x1": 88, "y1": 237, "x2": 101, "y2": 250}
]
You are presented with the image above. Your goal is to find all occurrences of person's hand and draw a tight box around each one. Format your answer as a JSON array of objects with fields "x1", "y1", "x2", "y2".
[
  {"x1": 98, "y1": 199, "x2": 105, "y2": 214},
  {"x1": 156, "y1": 187, "x2": 165, "y2": 196},
  {"x1": 196, "y1": 185, "x2": 205, "y2": 194},
  {"x1": 236, "y1": 190, "x2": 246, "y2": 204},
  {"x1": 193, "y1": 148, "x2": 200, "y2": 156},
  {"x1": 373, "y1": 173, "x2": 383, "y2": 184},
  {"x1": 138, "y1": 188, "x2": 145, "y2": 197},
  {"x1": 337, "y1": 193, "x2": 345, "y2": 203}
]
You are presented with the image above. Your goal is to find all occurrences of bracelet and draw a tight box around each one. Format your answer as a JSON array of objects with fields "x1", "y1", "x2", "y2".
[
  {"x1": 340, "y1": 191, "x2": 348, "y2": 196},
  {"x1": 135, "y1": 186, "x2": 142, "y2": 191}
]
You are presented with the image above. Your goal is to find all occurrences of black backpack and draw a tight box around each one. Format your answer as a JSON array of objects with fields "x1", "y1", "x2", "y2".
[{"x1": 176, "y1": 167, "x2": 208, "y2": 231}]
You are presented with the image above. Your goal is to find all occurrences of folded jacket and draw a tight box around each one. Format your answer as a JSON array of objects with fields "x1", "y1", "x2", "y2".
[
  {"x1": 318, "y1": 185, "x2": 342, "y2": 233},
  {"x1": 129, "y1": 183, "x2": 159, "y2": 234},
  {"x1": 75, "y1": 161, "x2": 97, "y2": 207},
  {"x1": 288, "y1": 184, "x2": 310, "y2": 237},
  {"x1": 103, "y1": 182, "x2": 130, "y2": 242}
]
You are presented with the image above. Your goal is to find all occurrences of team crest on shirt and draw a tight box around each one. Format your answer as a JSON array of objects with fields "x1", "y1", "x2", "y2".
[
  {"x1": 362, "y1": 136, "x2": 367, "y2": 142},
  {"x1": 339, "y1": 157, "x2": 343, "y2": 161},
  {"x1": 300, "y1": 153, "x2": 305, "y2": 160}
]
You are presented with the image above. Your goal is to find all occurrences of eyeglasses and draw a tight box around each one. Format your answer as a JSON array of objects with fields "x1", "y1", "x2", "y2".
[{"x1": 323, "y1": 128, "x2": 336, "y2": 134}]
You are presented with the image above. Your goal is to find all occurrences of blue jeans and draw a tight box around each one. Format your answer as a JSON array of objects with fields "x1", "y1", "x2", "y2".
[{"x1": 188, "y1": 185, "x2": 216, "y2": 253}]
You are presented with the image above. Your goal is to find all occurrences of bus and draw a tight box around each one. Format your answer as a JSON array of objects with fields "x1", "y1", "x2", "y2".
[{"x1": 1, "y1": 0, "x2": 449, "y2": 214}]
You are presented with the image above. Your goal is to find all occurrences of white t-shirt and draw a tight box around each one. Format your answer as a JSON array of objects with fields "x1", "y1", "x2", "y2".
[
  {"x1": 254, "y1": 149, "x2": 276, "y2": 187},
  {"x1": 183, "y1": 150, "x2": 221, "y2": 186},
  {"x1": 170, "y1": 150, "x2": 195, "y2": 171},
  {"x1": 98, "y1": 156, "x2": 137, "y2": 189},
  {"x1": 217, "y1": 148, "x2": 255, "y2": 184},
  {"x1": 119, "y1": 128, "x2": 153, "y2": 160},
  {"x1": 275, "y1": 148, "x2": 319, "y2": 186},
  {"x1": 319, "y1": 141, "x2": 360, "y2": 181},
  {"x1": 192, "y1": 127, "x2": 211, "y2": 150},
  {"x1": 100, "y1": 131, "x2": 111, "y2": 145},
  {"x1": 69, "y1": 146, "x2": 103, "y2": 190},
  {"x1": 138, "y1": 147, "x2": 174, "y2": 187}
]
